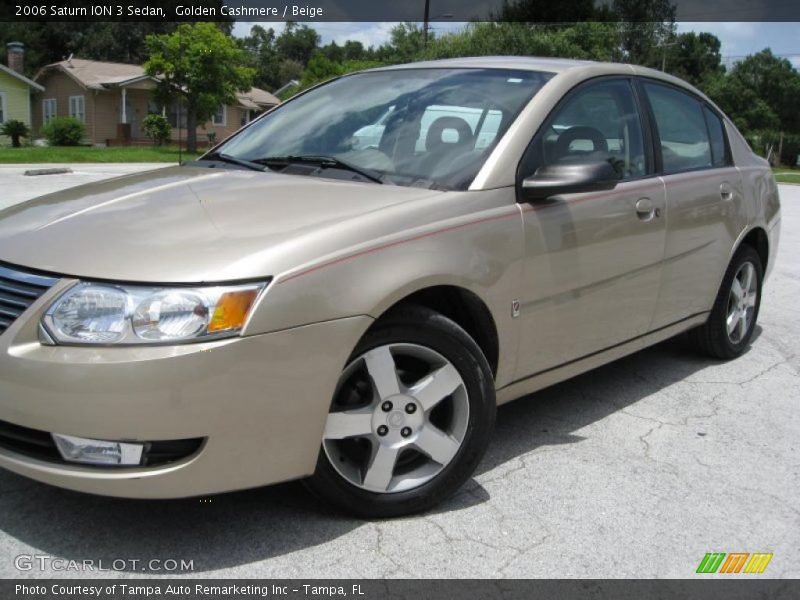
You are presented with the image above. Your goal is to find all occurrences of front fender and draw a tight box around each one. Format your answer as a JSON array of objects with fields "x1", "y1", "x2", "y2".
[{"x1": 244, "y1": 197, "x2": 525, "y2": 387}]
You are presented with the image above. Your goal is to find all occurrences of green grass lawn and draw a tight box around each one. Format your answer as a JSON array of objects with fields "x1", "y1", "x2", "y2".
[
  {"x1": 0, "y1": 145, "x2": 203, "y2": 163},
  {"x1": 773, "y1": 168, "x2": 800, "y2": 185}
]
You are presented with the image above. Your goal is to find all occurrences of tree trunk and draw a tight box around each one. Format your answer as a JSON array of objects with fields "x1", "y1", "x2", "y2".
[
  {"x1": 186, "y1": 108, "x2": 198, "y2": 154},
  {"x1": 11, "y1": 135, "x2": 20, "y2": 148}
]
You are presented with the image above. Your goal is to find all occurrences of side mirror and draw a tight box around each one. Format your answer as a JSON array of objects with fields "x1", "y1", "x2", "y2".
[{"x1": 521, "y1": 161, "x2": 619, "y2": 201}]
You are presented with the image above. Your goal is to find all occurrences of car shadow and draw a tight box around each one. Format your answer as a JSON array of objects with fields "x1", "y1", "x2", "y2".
[
  {"x1": 474, "y1": 331, "x2": 735, "y2": 479},
  {"x1": 0, "y1": 331, "x2": 736, "y2": 574}
]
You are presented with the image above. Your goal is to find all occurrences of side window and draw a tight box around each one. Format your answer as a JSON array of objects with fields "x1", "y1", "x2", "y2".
[
  {"x1": 520, "y1": 79, "x2": 646, "y2": 181},
  {"x1": 643, "y1": 82, "x2": 712, "y2": 173},
  {"x1": 703, "y1": 106, "x2": 730, "y2": 167}
]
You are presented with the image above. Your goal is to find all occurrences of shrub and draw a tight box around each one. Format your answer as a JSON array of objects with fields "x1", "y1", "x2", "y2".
[
  {"x1": 41, "y1": 117, "x2": 85, "y2": 146},
  {"x1": 142, "y1": 114, "x2": 172, "y2": 146},
  {"x1": 1, "y1": 119, "x2": 30, "y2": 147}
]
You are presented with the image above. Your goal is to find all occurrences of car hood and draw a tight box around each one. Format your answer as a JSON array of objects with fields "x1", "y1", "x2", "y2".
[{"x1": 0, "y1": 166, "x2": 442, "y2": 283}]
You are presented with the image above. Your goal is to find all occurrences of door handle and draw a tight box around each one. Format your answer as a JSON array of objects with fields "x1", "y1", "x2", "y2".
[
  {"x1": 635, "y1": 197, "x2": 658, "y2": 221},
  {"x1": 720, "y1": 183, "x2": 733, "y2": 201}
]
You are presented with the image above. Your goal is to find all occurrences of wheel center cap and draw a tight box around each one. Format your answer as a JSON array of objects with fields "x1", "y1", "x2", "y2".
[{"x1": 387, "y1": 411, "x2": 406, "y2": 428}]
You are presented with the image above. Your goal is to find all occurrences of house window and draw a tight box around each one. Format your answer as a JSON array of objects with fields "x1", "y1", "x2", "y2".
[
  {"x1": 240, "y1": 109, "x2": 253, "y2": 126},
  {"x1": 212, "y1": 105, "x2": 226, "y2": 126},
  {"x1": 43, "y1": 98, "x2": 57, "y2": 124},
  {"x1": 0, "y1": 92, "x2": 6, "y2": 124},
  {"x1": 69, "y1": 95, "x2": 85, "y2": 122},
  {"x1": 168, "y1": 102, "x2": 187, "y2": 129}
]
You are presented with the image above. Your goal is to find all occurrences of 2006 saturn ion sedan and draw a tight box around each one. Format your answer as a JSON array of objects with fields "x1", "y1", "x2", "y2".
[{"x1": 0, "y1": 57, "x2": 781, "y2": 517}]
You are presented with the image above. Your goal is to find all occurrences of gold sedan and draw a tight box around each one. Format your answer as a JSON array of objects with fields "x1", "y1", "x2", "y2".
[{"x1": 0, "y1": 58, "x2": 780, "y2": 517}]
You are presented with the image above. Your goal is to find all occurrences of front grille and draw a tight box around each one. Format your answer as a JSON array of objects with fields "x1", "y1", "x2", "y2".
[
  {"x1": 0, "y1": 419, "x2": 204, "y2": 467},
  {"x1": 0, "y1": 264, "x2": 58, "y2": 336}
]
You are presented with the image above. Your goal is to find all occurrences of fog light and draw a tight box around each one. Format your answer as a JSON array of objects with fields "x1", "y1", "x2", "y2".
[{"x1": 52, "y1": 434, "x2": 144, "y2": 466}]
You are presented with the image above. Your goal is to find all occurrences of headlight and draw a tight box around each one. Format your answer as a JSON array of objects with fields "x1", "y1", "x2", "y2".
[{"x1": 42, "y1": 281, "x2": 267, "y2": 345}]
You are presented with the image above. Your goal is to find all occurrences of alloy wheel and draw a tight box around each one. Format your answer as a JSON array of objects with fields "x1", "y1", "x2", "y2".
[
  {"x1": 726, "y1": 261, "x2": 758, "y2": 344},
  {"x1": 323, "y1": 343, "x2": 469, "y2": 494}
]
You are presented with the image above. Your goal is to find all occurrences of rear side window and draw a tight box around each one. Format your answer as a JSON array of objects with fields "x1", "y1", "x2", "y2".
[
  {"x1": 703, "y1": 106, "x2": 730, "y2": 167},
  {"x1": 643, "y1": 82, "x2": 712, "y2": 173}
]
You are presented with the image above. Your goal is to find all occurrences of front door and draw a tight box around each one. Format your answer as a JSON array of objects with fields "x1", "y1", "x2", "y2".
[
  {"x1": 125, "y1": 101, "x2": 138, "y2": 139},
  {"x1": 514, "y1": 78, "x2": 667, "y2": 379}
]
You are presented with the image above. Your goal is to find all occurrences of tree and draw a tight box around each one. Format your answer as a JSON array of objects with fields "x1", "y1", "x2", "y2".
[
  {"x1": 497, "y1": 0, "x2": 611, "y2": 22},
  {"x1": 297, "y1": 54, "x2": 383, "y2": 91},
  {"x1": 145, "y1": 23, "x2": 254, "y2": 153},
  {"x1": 240, "y1": 25, "x2": 282, "y2": 91},
  {"x1": 725, "y1": 50, "x2": 800, "y2": 133},
  {"x1": 275, "y1": 22, "x2": 320, "y2": 67},
  {"x1": 612, "y1": 0, "x2": 677, "y2": 67},
  {"x1": 704, "y1": 49, "x2": 800, "y2": 136},
  {"x1": 1, "y1": 119, "x2": 30, "y2": 147},
  {"x1": 0, "y1": 21, "x2": 232, "y2": 76},
  {"x1": 376, "y1": 23, "x2": 426, "y2": 64},
  {"x1": 240, "y1": 22, "x2": 326, "y2": 92},
  {"x1": 663, "y1": 32, "x2": 724, "y2": 87},
  {"x1": 555, "y1": 22, "x2": 622, "y2": 62},
  {"x1": 318, "y1": 40, "x2": 368, "y2": 63},
  {"x1": 419, "y1": 22, "x2": 618, "y2": 62}
]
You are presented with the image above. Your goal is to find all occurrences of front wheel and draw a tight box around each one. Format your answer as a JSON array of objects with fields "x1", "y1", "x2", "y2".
[
  {"x1": 692, "y1": 244, "x2": 763, "y2": 359},
  {"x1": 305, "y1": 305, "x2": 496, "y2": 518}
]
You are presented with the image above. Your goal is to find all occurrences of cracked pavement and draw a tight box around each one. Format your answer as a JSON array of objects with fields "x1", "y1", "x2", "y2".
[{"x1": 0, "y1": 171, "x2": 797, "y2": 579}]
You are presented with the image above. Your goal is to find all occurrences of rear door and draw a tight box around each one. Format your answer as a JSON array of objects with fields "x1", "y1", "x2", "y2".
[
  {"x1": 514, "y1": 78, "x2": 667, "y2": 379},
  {"x1": 639, "y1": 80, "x2": 744, "y2": 328}
]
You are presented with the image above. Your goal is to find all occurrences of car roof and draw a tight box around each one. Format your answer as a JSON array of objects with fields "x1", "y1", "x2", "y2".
[
  {"x1": 369, "y1": 56, "x2": 706, "y2": 98},
  {"x1": 373, "y1": 56, "x2": 597, "y2": 73}
]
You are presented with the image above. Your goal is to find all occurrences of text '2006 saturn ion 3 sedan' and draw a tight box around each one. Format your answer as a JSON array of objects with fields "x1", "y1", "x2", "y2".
[{"x1": 0, "y1": 57, "x2": 780, "y2": 517}]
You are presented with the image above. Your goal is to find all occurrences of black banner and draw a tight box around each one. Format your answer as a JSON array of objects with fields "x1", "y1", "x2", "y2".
[
  {"x1": 2, "y1": 0, "x2": 800, "y2": 23},
  {"x1": 3, "y1": 580, "x2": 800, "y2": 600}
]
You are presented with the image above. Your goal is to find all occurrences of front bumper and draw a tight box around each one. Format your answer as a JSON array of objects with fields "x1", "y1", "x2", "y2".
[{"x1": 0, "y1": 284, "x2": 372, "y2": 498}]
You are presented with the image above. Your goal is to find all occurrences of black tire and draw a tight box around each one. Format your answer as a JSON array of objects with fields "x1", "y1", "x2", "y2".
[
  {"x1": 692, "y1": 244, "x2": 763, "y2": 359},
  {"x1": 305, "y1": 304, "x2": 496, "y2": 518}
]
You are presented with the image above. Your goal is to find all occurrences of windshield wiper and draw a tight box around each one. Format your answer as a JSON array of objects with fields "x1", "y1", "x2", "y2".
[
  {"x1": 256, "y1": 155, "x2": 384, "y2": 184},
  {"x1": 201, "y1": 152, "x2": 266, "y2": 172}
]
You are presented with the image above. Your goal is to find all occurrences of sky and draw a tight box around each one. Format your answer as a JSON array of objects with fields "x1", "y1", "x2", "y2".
[{"x1": 232, "y1": 21, "x2": 800, "y2": 69}]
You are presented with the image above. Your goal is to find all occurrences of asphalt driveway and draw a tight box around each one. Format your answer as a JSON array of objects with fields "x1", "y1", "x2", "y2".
[{"x1": 0, "y1": 169, "x2": 797, "y2": 579}]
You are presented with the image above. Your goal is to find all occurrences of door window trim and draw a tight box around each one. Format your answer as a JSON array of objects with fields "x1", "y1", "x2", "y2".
[{"x1": 515, "y1": 75, "x2": 656, "y2": 201}]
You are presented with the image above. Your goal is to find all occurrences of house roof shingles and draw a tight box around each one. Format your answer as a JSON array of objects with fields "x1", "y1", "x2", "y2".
[{"x1": 36, "y1": 58, "x2": 279, "y2": 108}]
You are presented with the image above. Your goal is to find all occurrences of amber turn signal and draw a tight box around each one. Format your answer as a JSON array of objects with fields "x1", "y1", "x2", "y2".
[{"x1": 208, "y1": 289, "x2": 260, "y2": 333}]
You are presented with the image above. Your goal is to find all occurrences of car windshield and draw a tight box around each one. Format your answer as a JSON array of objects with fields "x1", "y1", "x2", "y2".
[{"x1": 213, "y1": 68, "x2": 553, "y2": 190}]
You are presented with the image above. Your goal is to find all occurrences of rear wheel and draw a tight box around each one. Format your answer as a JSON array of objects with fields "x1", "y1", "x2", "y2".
[
  {"x1": 692, "y1": 244, "x2": 763, "y2": 359},
  {"x1": 306, "y1": 305, "x2": 495, "y2": 518}
]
